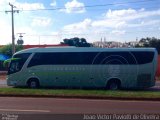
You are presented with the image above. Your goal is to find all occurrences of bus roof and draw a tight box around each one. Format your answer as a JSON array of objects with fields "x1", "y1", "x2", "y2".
[{"x1": 14, "y1": 47, "x2": 157, "y2": 55}]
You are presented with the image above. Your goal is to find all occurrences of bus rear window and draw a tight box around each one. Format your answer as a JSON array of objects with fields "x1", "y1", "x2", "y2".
[{"x1": 131, "y1": 51, "x2": 154, "y2": 64}]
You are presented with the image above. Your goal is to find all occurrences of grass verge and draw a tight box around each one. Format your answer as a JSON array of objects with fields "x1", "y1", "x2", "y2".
[{"x1": 0, "y1": 88, "x2": 160, "y2": 100}]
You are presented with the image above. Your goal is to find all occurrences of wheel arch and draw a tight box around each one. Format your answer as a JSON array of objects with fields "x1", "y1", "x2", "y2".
[
  {"x1": 106, "y1": 77, "x2": 122, "y2": 89},
  {"x1": 26, "y1": 77, "x2": 40, "y2": 87}
]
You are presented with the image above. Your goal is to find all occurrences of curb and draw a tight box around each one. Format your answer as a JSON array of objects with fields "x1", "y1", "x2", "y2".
[{"x1": 0, "y1": 94, "x2": 160, "y2": 101}]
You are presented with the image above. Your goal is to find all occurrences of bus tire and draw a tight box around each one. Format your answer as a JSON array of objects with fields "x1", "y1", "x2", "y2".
[
  {"x1": 106, "y1": 79, "x2": 121, "y2": 90},
  {"x1": 27, "y1": 78, "x2": 40, "y2": 89}
]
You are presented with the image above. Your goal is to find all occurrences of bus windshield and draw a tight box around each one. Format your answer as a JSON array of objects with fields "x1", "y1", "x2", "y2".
[{"x1": 8, "y1": 53, "x2": 31, "y2": 75}]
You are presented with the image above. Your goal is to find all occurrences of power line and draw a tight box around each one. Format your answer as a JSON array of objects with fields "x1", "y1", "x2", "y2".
[
  {"x1": 24, "y1": 0, "x2": 158, "y2": 11},
  {"x1": 0, "y1": 0, "x2": 158, "y2": 13},
  {"x1": 84, "y1": 0, "x2": 159, "y2": 8},
  {"x1": 86, "y1": 6, "x2": 160, "y2": 11},
  {"x1": 0, "y1": 0, "x2": 158, "y2": 12},
  {"x1": 0, "y1": 6, "x2": 159, "y2": 13}
]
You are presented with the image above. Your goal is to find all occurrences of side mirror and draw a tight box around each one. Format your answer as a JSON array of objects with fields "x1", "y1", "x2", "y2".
[
  {"x1": 3, "y1": 59, "x2": 11, "y2": 69},
  {"x1": 3, "y1": 58, "x2": 21, "y2": 69}
]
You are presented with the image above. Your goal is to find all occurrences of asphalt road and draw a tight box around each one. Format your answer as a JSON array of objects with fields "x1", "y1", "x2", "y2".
[
  {"x1": 0, "y1": 97, "x2": 160, "y2": 114},
  {"x1": 0, "y1": 97, "x2": 160, "y2": 120}
]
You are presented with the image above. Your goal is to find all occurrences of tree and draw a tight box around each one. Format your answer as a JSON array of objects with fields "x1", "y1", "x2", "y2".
[
  {"x1": 136, "y1": 37, "x2": 160, "y2": 54},
  {"x1": 0, "y1": 44, "x2": 23, "y2": 57},
  {"x1": 61, "y1": 37, "x2": 92, "y2": 47}
]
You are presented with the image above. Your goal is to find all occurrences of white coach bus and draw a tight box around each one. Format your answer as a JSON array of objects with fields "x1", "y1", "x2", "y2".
[{"x1": 6, "y1": 47, "x2": 158, "y2": 90}]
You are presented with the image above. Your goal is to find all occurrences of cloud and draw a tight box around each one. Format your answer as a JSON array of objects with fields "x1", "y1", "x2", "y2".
[
  {"x1": 1, "y1": 1, "x2": 159, "y2": 45},
  {"x1": 106, "y1": 8, "x2": 137, "y2": 19},
  {"x1": 0, "y1": 0, "x2": 45, "y2": 11},
  {"x1": 0, "y1": 19, "x2": 11, "y2": 44},
  {"x1": 111, "y1": 30, "x2": 126, "y2": 35},
  {"x1": 127, "y1": 20, "x2": 160, "y2": 28},
  {"x1": 0, "y1": 1, "x2": 47, "y2": 44},
  {"x1": 61, "y1": 0, "x2": 85, "y2": 13},
  {"x1": 93, "y1": 8, "x2": 160, "y2": 29},
  {"x1": 31, "y1": 17, "x2": 52, "y2": 27},
  {"x1": 115, "y1": 21, "x2": 127, "y2": 28},
  {"x1": 0, "y1": 0, "x2": 5, "y2": 5},
  {"x1": 62, "y1": 8, "x2": 160, "y2": 38},
  {"x1": 50, "y1": 0, "x2": 57, "y2": 7},
  {"x1": 15, "y1": 2, "x2": 45, "y2": 10},
  {"x1": 15, "y1": 27, "x2": 41, "y2": 45},
  {"x1": 16, "y1": 27, "x2": 37, "y2": 35},
  {"x1": 0, "y1": 0, "x2": 16, "y2": 5},
  {"x1": 92, "y1": 19, "x2": 127, "y2": 29},
  {"x1": 39, "y1": 31, "x2": 61, "y2": 44},
  {"x1": 63, "y1": 19, "x2": 92, "y2": 33},
  {"x1": 106, "y1": 8, "x2": 160, "y2": 21}
]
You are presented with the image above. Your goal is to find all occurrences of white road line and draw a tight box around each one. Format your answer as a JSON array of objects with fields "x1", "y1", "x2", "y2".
[{"x1": 0, "y1": 109, "x2": 50, "y2": 113}]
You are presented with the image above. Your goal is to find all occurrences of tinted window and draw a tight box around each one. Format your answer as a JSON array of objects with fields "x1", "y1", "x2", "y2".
[
  {"x1": 92, "y1": 52, "x2": 137, "y2": 64},
  {"x1": 92, "y1": 51, "x2": 154, "y2": 64},
  {"x1": 8, "y1": 53, "x2": 31, "y2": 74},
  {"x1": 131, "y1": 51, "x2": 154, "y2": 64},
  {"x1": 27, "y1": 51, "x2": 154, "y2": 67},
  {"x1": 27, "y1": 52, "x2": 97, "y2": 67}
]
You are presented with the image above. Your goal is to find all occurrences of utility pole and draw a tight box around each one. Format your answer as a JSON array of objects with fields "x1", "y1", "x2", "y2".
[{"x1": 5, "y1": 3, "x2": 19, "y2": 55}]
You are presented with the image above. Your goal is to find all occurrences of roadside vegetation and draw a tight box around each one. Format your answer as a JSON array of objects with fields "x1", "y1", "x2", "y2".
[{"x1": 0, "y1": 88, "x2": 160, "y2": 100}]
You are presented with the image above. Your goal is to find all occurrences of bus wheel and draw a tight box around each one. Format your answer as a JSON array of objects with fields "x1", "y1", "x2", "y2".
[
  {"x1": 106, "y1": 79, "x2": 121, "y2": 90},
  {"x1": 27, "y1": 79, "x2": 39, "y2": 89}
]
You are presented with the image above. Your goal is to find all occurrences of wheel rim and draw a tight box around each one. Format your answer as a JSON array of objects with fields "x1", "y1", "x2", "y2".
[
  {"x1": 30, "y1": 81, "x2": 37, "y2": 88},
  {"x1": 110, "y1": 83, "x2": 118, "y2": 90}
]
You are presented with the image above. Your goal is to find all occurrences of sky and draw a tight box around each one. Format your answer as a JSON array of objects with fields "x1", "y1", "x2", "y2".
[{"x1": 0, "y1": 0, "x2": 160, "y2": 45}]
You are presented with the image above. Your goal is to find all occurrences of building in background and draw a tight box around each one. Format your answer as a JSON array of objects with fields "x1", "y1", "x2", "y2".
[{"x1": 93, "y1": 40, "x2": 138, "y2": 48}]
